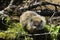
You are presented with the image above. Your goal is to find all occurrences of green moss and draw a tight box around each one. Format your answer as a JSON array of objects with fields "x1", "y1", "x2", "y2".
[
  {"x1": 45, "y1": 24, "x2": 60, "y2": 40},
  {"x1": 0, "y1": 22, "x2": 28, "y2": 40}
]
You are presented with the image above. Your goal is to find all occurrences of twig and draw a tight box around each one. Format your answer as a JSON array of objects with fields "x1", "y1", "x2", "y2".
[
  {"x1": 4, "y1": 0, "x2": 14, "y2": 10},
  {"x1": 0, "y1": 0, "x2": 14, "y2": 26},
  {"x1": 0, "y1": 0, "x2": 14, "y2": 15},
  {"x1": 49, "y1": 11, "x2": 56, "y2": 33}
]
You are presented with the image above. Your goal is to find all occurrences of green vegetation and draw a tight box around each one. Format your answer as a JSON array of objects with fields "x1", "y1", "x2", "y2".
[
  {"x1": 45, "y1": 24, "x2": 60, "y2": 40},
  {"x1": 0, "y1": 16, "x2": 60, "y2": 40},
  {"x1": 0, "y1": 17, "x2": 31, "y2": 40}
]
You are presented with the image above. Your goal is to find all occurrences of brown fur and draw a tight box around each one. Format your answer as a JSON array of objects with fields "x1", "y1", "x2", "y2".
[{"x1": 20, "y1": 11, "x2": 46, "y2": 32}]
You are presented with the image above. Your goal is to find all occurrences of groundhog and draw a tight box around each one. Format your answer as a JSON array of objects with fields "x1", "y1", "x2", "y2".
[{"x1": 20, "y1": 11, "x2": 46, "y2": 33}]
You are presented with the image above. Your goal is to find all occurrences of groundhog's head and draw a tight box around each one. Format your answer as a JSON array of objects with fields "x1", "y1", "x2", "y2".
[{"x1": 26, "y1": 15, "x2": 46, "y2": 32}]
